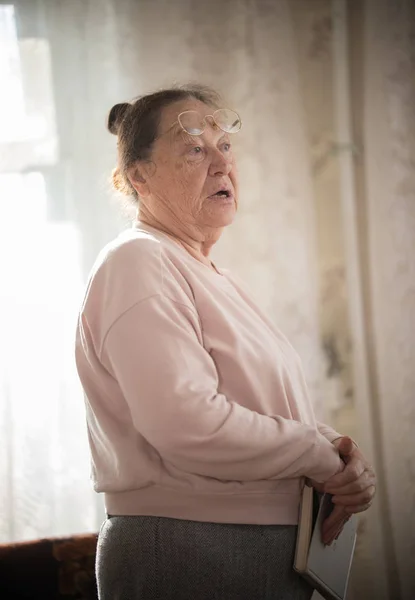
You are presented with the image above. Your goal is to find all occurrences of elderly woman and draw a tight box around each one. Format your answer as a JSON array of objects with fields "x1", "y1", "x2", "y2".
[{"x1": 75, "y1": 85, "x2": 376, "y2": 600}]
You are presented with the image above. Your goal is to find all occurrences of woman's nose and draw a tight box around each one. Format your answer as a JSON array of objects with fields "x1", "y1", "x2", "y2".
[{"x1": 208, "y1": 149, "x2": 232, "y2": 177}]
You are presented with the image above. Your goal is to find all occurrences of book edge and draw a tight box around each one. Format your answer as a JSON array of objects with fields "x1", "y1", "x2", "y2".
[{"x1": 293, "y1": 481, "x2": 314, "y2": 572}]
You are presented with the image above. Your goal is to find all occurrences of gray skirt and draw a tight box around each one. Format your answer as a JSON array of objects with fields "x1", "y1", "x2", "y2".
[{"x1": 96, "y1": 515, "x2": 313, "y2": 600}]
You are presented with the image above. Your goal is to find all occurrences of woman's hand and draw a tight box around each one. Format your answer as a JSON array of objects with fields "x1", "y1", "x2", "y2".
[
  {"x1": 321, "y1": 504, "x2": 350, "y2": 546},
  {"x1": 311, "y1": 436, "x2": 376, "y2": 545},
  {"x1": 325, "y1": 436, "x2": 376, "y2": 514}
]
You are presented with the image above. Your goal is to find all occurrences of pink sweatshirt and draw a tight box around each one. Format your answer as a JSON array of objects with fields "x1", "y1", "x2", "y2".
[{"x1": 75, "y1": 222, "x2": 344, "y2": 525}]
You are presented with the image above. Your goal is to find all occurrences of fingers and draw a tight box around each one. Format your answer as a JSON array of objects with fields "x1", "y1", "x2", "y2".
[
  {"x1": 326, "y1": 471, "x2": 376, "y2": 495},
  {"x1": 323, "y1": 518, "x2": 349, "y2": 545},
  {"x1": 320, "y1": 445, "x2": 376, "y2": 543},
  {"x1": 324, "y1": 459, "x2": 366, "y2": 491},
  {"x1": 322, "y1": 518, "x2": 346, "y2": 544},
  {"x1": 321, "y1": 505, "x2": 350, "y2": 545},
  {"x1": 331, "y1": 485, "x2": 376, "y2": 507},
  {"x1": 344, "y1": 502, "x2": 372, "y2": 515},
  {"x1": 337, "y1": 436, "x2": 355, "y2": 456},
  {"x1": 321, "y1": 504, "x2": 347, "y2": 537}
]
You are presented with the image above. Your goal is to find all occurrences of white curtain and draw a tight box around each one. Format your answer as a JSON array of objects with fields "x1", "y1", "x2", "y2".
[
  {"x1": 0, "y1": 3, "x2": 102, "y2": 542},
  {"x1": 0, "y1": 1, "x2": 414, "y2": 598},
  {"x1": 357, "y1": 1, "x2": 415, "y2": 598}
]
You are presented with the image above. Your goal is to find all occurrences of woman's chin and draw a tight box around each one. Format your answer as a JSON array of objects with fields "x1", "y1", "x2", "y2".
[{"x1": 204, "y1": 199, "x2": 237, "y2": 228}]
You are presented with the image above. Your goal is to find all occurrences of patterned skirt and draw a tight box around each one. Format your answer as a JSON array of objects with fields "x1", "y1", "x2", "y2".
[{"x1": 96, "y1": 515, "x2": 313, "y2": 599}]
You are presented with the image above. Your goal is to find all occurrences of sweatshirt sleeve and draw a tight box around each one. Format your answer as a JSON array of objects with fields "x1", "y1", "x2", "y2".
[
  {"x1": 316, "y1": 421, "x2": 344, "y2": 443},
  {"x1": 317, "y1": 422, "x2": 359, "y2": 448},
  {"x1": 101, "y1": 294, "x2": 343, "y2": 483}
]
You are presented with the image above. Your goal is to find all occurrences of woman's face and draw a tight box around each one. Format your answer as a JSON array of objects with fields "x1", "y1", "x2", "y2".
[{"x1": 134, "y1": 98, "x2": 239, "y2": 232}]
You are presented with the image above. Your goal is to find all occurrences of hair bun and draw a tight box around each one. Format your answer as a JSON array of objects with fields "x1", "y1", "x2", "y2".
[{"x1": 107, "y1": 102, "x2": 130, "y2": 135}]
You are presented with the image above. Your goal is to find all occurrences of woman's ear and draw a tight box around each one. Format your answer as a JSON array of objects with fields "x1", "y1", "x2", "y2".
[{"x1": 127, "y1": 164, "x2": 150, "y2": 198}]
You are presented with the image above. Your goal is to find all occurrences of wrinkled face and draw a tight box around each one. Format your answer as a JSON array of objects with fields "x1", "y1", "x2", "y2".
[{"x1": 135, "y1": 98, "x2": 239, "y2": 231}]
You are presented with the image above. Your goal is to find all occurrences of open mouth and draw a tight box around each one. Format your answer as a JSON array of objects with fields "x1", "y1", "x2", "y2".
[{"x1": 210, "y1": 189, "x2": 232, "y2": 199}]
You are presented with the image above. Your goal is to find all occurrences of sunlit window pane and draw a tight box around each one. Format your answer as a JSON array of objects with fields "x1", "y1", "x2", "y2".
[{"x1": 0, "y1": 4, "x2": 57, "y2": 169}]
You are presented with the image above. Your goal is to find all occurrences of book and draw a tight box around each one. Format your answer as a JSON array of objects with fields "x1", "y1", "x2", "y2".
[{"x1": 294, "y1": 482, "x2": 357, "y2": 600}]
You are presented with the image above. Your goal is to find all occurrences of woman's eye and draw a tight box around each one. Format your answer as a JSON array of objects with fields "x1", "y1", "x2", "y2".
[
  {"x1": 222, "y1": 143, "x2": 232, "y2": 152},
  {"x1": 191, "y1": 146, "x2": 203, "y2": 155}
]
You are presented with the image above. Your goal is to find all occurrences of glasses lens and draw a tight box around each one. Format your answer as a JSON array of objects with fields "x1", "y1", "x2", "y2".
[
  {"x1": 178, "y1": 111, "x2": 205, "y2": 135},
  {"x1": 213, "y1": 109, "x2": 241, "y2": 133}
]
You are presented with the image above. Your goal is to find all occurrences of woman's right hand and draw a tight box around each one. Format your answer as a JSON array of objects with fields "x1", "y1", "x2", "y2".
[
  {"x1": 308, "y1": 479, "x2": 350, "y2": 545},
  {"x1": 311, "y1": 436, "x2": 370, "y2": 545},
  {"x1": 308, "y1": 440, "x2": 348, "y2": 545},
  {"x1": 320, "y1": 504, "x2": 350, "y2": 545}
]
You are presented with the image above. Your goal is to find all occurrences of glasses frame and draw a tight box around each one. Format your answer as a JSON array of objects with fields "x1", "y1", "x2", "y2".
[{"x1": 173, "y1": 108, "x2": 242, "y2": 136}]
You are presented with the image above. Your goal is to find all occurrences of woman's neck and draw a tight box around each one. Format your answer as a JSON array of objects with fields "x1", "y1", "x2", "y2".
[{"x1": 138, "y1": 212, "x2": 221, "y2": 269}]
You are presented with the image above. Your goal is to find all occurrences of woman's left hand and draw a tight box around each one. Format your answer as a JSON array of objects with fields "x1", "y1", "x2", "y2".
[
  {"x1": 324, "y1": 436, "x2": 377, "y2": 515},
  {"x1": 312, "y1": 436, "x2": 376, "y2": 545}
]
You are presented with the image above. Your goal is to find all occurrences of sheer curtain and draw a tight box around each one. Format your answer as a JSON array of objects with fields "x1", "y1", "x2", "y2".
[
  {"x1": 354, "y1": 1, "x2": 415, "y2": 598},
  {"x1": 0, "y1": 1, "x2": 414, "y2": 598},
  {"x1": 0, "y1": 2, "x2": 103, "y2": 541}
]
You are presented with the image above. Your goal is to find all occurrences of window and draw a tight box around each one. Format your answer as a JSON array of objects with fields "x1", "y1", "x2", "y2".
[{"x1": 0, "y1": 5, "x2": 101, "y2": 543}]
